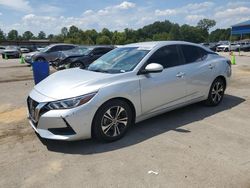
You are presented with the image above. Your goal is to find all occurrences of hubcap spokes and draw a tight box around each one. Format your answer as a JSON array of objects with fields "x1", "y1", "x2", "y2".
[
  {"x1": 211, "y1": 82, "x2": 224, "y2": 103},
  {"x1": 101, "y1": 106, "x2": 128, "y2": 137}
]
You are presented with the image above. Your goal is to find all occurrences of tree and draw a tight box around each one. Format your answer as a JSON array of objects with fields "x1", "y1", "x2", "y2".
[
  {"x1": 68, "y1": 25, "x2": 79, "y2": 38},
  {"x1": 47, "y1": 34, "x2": 54, "y2": 40},
  {"x1": 197, "y1": 19, "x2": 216, "y2": 32},
  {"x1": 153, "y1": 32, "x2": 169, "y2": 41},
  {"x1": 38, "y1": 31, "x2": 46, "y2": 39},
  {"x1": 168, "y1": 24, "x2": 181, "y2": 40},
  {"x1": 96, "y1": 35, "x2": 111, "y2": 44},
  {"x1": 0, "y1": 28, "x2": 5, "y2": 41},
  {"x1": 7, "y1": 30, "x2": 18, "y2": 40},
  {"x1": 101, "y1": 28, "x2": 112, "y2": 40},
  {"x1": 22, "y1": 31, "x2": 34, "y2": 40},
  {"x1": 61, "y1": 27, "x2": 68, "y2": 38},
  {"x1": 112, "y1": 31, "x2": 126, "y2": 44},
  {"x1": 209, "y1": 28, "x2": 231, "y2": 42}
]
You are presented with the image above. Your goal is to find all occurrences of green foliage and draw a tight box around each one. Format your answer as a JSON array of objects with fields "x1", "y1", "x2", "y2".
[
  {"x1": 153, "y1": 32, "x2": 169, "y2": 41},
  {"x1": 96, "y1": 35, "x2": 112, "y2": 45},
  {"x1": 0, "y1": 19, "x2": 240, "y2": 44},
  {"x1": 209, "y1": 28, "x2": 231, "y2": 42},
  {"x1": 38, "y1": 31, "x2": 46, "y2": 39},
  {"x1": 197, "y1": 19, "x2": 216, "y2": 32},
  {"x1": 7, "y1": 30, "x2": 18, "y2": 40},
  {"x1": 0, "y1": 28, "x2": 5, "y2": 41}
]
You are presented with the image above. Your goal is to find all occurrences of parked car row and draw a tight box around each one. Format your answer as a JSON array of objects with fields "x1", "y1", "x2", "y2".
[
  {"x1": 1, "y1": 46, "x2": 22, "y2": 58},
  {"x1": 200, "y1": 41, "x2": 250, "y2": 52}
]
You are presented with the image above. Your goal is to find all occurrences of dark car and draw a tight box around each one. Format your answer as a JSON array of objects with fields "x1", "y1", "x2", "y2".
[
  {"x1": 2, "y1": 46, "x2": 21, "y2": 58},
  {"x1": 51, "y1": 45, "x2": 114, "y2": 70},
  {"x1": 23, "y1": 44, "x2": 76, "y2": 64}
]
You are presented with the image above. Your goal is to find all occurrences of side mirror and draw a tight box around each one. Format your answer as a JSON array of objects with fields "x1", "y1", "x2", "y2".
[{"x1": 142, "y1": 63, "x2": 163, "y2": 74}]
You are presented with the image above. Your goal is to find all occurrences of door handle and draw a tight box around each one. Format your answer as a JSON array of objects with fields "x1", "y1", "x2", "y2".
[
  {"x1": 176, "y1": 72, "x2": 185, "y2": 78},
  {"x1": 209, "y1": 64, "x2": 215, "y2": 69}
]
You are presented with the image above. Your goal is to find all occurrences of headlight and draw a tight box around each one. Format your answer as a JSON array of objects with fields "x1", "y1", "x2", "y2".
[{"x1": 47, "y1": 92, "x2": 97, "y2": 110}]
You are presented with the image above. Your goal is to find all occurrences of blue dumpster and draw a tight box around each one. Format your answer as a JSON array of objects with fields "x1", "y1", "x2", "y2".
[{"x1": 32, "y1": 61, "x2": 50, "y2": 85}]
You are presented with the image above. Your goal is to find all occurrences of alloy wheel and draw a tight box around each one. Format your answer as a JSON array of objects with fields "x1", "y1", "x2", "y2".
[
  {"x1": 101, "y1": 106, "x2": 128, "y2": 137},
  {"x1": 211, "y1": 81, "x2": 224, "y2": 103}
]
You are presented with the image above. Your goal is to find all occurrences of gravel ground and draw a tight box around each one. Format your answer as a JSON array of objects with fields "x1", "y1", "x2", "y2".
[{"x1": 0, "y1": 53, "x2": 250, "y2": 188}]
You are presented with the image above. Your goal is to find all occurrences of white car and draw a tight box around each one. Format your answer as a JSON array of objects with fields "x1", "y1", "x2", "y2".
[
  {"x1": 216, "y1": 44, "x2": 240, "y2": 52},
  {"x1": 27, "y1": 41, "x2": 231, "y2": 142},
  {"x1": 20, "y1": 47, "x2": 30, "y2": 53},
  {"x1": 0, "y1": 46, "x2": 6, "y2": 54}
]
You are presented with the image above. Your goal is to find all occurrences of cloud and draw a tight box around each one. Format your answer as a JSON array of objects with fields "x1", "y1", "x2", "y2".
[
  {"x1": 0, "y1": 0, "x2": 32, "y2": 12},
  {"x1": 215, "y1": 6, "x2": 250, "y2": 18},
  {"x1": 214, "y1": 6, "x2": 250, "y2": 28},
  {"x1": 155, "y1": 9, "x2": 177, "y2": 16},
  {"x1": 1, "y1": 0, "x2": 250, "y2": 35},
  {"x1": 38, "y1": 4, "x2": 63, "y2": 15},
  {"x1": 0, "y1": 12, "x2": 2, "y2": 16},
  {"x1": 185, "y1": 15, "x2": 205, "y2": 24},
  {"x1": 155, "y1": 1, "x2": 214, "y2": 16},
  {"x1": 116, "y1": 1, "x2": 136, "y2": 9}
]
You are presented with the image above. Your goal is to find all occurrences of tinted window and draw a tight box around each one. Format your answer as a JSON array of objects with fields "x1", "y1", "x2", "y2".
[
  {"x1": 62, "y1": 45, "x2": 75, "y2": 51},
  {"x1": 93, "y1": 48, "x2": 112, "y2": 55},
  {"x1": 147, "y1": 45, "x2": 182, "y2": 68},
  {"x1": 181, "y1": 45, "x2": 207, "y2": 63},
  {"x1": 48, "y1": 46, "x2": 57, "y2": 52}
]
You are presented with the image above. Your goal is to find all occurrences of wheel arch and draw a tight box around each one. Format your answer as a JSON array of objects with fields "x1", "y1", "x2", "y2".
[
  {"x1": 216, "y1": 75, "x2": 227, "y2": 89},
  {"x1": 91, "y1": 97, "x2": 136, "y2": 138}
]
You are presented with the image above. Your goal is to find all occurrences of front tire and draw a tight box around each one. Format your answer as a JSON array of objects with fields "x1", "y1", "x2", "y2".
[
  {"x1": 92, "y1": 100, "x2": 132, "y2": 142},
  {"x1": 205, "y1": 78, "x2": 225, "y2": 106}
]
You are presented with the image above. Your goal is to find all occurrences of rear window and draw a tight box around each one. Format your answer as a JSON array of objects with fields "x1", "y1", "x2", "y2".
[{"x1": 180, "y1": 45, "x2": 207, "y2": 63}]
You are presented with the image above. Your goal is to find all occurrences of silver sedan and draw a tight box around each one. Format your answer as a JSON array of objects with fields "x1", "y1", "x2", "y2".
[{"x1": 27, "y1": 41, "x2": 231, "y2": 142}]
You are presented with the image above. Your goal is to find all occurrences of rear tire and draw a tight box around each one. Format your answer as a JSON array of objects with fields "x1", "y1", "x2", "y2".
[
  {"x1": 70, "y1": 61, "x2": 83, "y2": 68},
  {"x1": 92, "y1": 99, "x2": 132, "y2": 142},
  {"x1": 204, "y1": 78, "x2": 225, "y2": 106}
]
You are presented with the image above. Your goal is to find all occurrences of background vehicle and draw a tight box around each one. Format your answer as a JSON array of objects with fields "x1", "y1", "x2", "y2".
[
  {"x1": 20, "y1": 47, "x2": 30, "y2": 53},
  {"x1": 0, "y1": 46, "x2": 6, "y2": 54},
  {"x1": 23, "y1": 44, "x2": 76, "y2": 64},
  {"x1": 51, "y1": 45, "x2": 114, "y2": 69},
  {"x1": 2, "y1": 46, "x2": 21, "y2": 58},
  {"x1": 27, "y1": 41, "x2": 231, "y2": 142},
  {"x1": 216, "y1": 43, "x2": 240, "y2": 52}
]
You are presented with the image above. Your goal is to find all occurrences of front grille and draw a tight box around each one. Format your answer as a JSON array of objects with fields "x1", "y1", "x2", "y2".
[
  {"x1": 27, "y1": 97, "x2": 39, "y2": 122},
  {"x1": 27, "y1": 97, "x2": 49, "y2": 127}
]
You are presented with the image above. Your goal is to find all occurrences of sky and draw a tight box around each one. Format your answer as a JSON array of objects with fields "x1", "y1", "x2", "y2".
[{"x1": 0, "y1": 0, "x2": 250, "y2": 35}]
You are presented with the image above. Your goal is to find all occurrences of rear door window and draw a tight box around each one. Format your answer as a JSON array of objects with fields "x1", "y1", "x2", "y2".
[
  {"x1": 147, "y1": 45, "x2": 183, "y2": 68},
  {"x1": 180, "y1": 45, "x2": 207, "y2": 63},
  {"x1": 62, "y1": 45, "x2": 75, "y2": 51}
]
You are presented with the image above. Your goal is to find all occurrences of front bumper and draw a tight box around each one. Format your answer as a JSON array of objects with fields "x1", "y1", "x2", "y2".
[{"x1": 27, "y1": 94, "x2": 98, "y2": 141}]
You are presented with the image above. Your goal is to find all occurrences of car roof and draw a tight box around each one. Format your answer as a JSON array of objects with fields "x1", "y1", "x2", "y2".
[
  {"x1": 83, "y1": 45, "x2": 114, "y2": 48},
  {"x1": 123, "y1": 41, "x2": 213, "y2": 52},
  {"x1": 49, "y1": 43, "x2": 76, "y2": 47}
]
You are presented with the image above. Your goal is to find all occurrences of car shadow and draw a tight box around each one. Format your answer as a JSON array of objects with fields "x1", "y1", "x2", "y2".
[{"x1": 39, "y1": 94, "x2": 245, "y2": 154}]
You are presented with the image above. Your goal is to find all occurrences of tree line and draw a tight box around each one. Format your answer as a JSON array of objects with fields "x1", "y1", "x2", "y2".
[{"x1": 0, "y1": 19, "x2": 240, "y2": 45}]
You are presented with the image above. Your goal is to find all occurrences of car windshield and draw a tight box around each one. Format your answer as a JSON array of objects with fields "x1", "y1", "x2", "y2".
[
  {"x1": 87, "y1": 47, "x2": 149, "y2": 73},
  {"x1": 66, "y1": 46, "x2": 90, "y2": 56},
  {"x1": 6, "y1": 46, "x2": 18, "y2": 50},
  {"x1": 40, "y1": 46, "x2": 50, "y2": 52}
]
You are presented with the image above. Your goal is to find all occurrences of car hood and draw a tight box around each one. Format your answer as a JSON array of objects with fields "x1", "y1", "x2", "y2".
[
  {"x1": 24, "y1": 51, "x2": 38, "y2": 57},
  {"x1": 4, "y1": 49, "x2": 18, "y2": 52},
  {"x1": 217, "y1": 45, "x2": 228, "y2": 48},
  {"x1": 33, "y1": 68, "x2": 119, "y2": 101}
]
